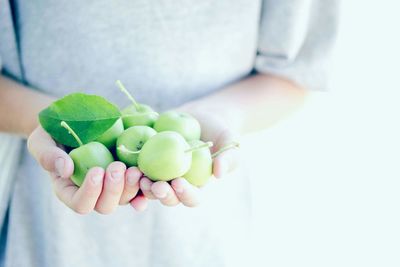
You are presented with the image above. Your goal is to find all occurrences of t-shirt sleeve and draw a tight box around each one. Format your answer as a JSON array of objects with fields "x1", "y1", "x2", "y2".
[
  {"x1": 0, "y1": 0, "x2": 22, "y2": 77},
  {"x1": 0, "y1": 0, "x2": 23, "y2": 233},
  {"x1": 255, "y1": 0, "x2": 339, "y2": 91}
]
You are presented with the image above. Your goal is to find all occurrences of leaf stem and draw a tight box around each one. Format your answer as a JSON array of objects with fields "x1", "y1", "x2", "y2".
[
  {"x1": 117, "y1": 145, "x2": 141, "y2": 154},
  {"x1": 60, "y1": 121, "x2": 83, "y2": 147},
  {"x1": 211, "y1": 141, "x2": 240, "y2": 158},
  {"x1": 116, "y1": 80, "x2": 140, "y2": 111},
  {"x1": 185, "y1": 141, "x2": 213, "y2": 153}
]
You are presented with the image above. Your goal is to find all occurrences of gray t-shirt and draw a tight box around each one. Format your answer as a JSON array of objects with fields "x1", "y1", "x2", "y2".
[{"x1": 0, "y1": 1, "x2": 338, "y2": 266}]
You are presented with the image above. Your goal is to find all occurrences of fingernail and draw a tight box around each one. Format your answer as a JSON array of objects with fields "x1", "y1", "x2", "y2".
[
  {"x1": 91, "y1": 174, "x2": 103, "y2": 185},
  {"x1": 141, "y1": 180, "x2": 151, "y2": 190},
  {"x1": 154, "y1": 191, "x2": 167, "y2": 199},
  {"x1": 55, "y1": 158, "x2": 65, "y2": 177},
  {"x1": 174, "y1": 185, "x2": 184, "y2": 194},
  {"x1": 127, "y1": 173, "x2": 138, "y2": 185},
  {"x1": 110, "y1": 170, "x2": 123, "y2": 182}
]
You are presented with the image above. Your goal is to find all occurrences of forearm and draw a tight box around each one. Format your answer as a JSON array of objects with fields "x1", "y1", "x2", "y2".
[
  {"x1": 181, "y1": 73, "x2": 308, "y2": 134},
  {"x1": 0, "y1": 75, "x2": 54, "y2": 137}
]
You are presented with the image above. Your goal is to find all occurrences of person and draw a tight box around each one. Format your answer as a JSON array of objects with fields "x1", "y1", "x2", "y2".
[{"x1": 0, "y1": 1, "x2": 338, "y2": 266}]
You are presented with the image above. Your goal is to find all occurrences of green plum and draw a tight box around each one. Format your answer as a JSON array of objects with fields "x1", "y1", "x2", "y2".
[
  {"x1": 121, "y1": 104, "x2": 158, "y2": 128},
  {"x1": 183, "y1": 140, "x2": 213, "y2": 187},
  {"x1": 61, "y1": 121, "x2": 114, "y2": 187},
  {"x1": 95, "y1": 118, "x2": 124, "y2": 149},
  {"x1": 182, "y1": 141, "x2": 240, "y2": 186},
  {"x1": 138, "y1": 131, "x2": 192, "y2": 181},
  {"x1": 116, "y1": 126, "x2": 157, "y2": 167},
  {"x1": 116, "y1": 80, "x2": 159, "y2": 128},
  {"x1": 153, "y1": 111, "x2": 201, "y2": 141}
]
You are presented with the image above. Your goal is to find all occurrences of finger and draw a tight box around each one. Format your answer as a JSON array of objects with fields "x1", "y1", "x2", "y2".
[
  {"x1": 52, "y1": 172, "x2": 78, "y2": 206},
  {"x1": 119, "y1": 167, "x2": 142, "y2": 205},
  {"x1": 140, "y1": 177, "x2": 156, "y2": 199},
  {"x1": 95, "y1": 162, "x2": 126, "y2": 214},
  {"x1": 212, "y1": 148, "x2": 239, "y2": 178},
  {"x1": 171, "y1": 178, "x2": 200, "y2": 207},
  {"x1": 211, "y1": 128, "x2": 239, "y2": 154},
  {"x1": 151, "y1": 181, "x2": 180, "y2": 207},
  {"x1": 53, "y1": 167, "x2": 105, "y2": 214},
  {"x1": 130, "y1": 193, "x2": 148, "y2": 212},
  {"x1": 211, "y1": 128, "x2": 240, "y2": 178},
  {"x1": 28, "y1": 126, "x2": 74, "y2": 178}
]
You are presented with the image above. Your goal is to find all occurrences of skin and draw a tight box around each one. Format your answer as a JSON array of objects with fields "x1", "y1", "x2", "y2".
[
  {"x1": 0, "y1": 73, "x2": 306, "y2": 212},
  {"x1": 153, "y1": 111, "x2": 201, "y2": 141},
  {"x1": 140, "y1": 74, "x2": 307, "y2": 207}
]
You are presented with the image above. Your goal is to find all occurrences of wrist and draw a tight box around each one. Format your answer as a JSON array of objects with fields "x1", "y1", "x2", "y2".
[
  {"x1": 25, "y1": 96, "x2": 55, "y2": 137},
  {"x1": 177, "y1": 101, "x2": 244, "y2": 135},
  {"x1": 0, "y1": 75, "x2": 55, "y2": 138},
  {"x1": 21, "y1": 94, "x2": 55, "y2": 138}
]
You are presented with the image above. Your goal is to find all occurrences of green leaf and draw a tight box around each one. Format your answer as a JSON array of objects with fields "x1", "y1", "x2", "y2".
[{"x1": 39, "y1": 93, "x2": 121, "y2": 147}]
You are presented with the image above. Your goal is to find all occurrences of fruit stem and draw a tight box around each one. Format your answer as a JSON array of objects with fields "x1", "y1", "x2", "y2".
[
  {"x1": 121, "y1": 111, "x2": 159, "y2": 118},
  {"x1": 117, "y1": 145, "x2": 141, "y2": 154},
  {"x1": 60, "y1": 121, "x2": 83, "y2": 147},
  {"x1": 116, "y1": 80, "x2": 141, "y2": 111},
  {"x1": 185, "y1": 141, "x2": 213, "y2": 153},
  {"x1": 211, "y1": 141, "x2": 240, "y2": 158}
]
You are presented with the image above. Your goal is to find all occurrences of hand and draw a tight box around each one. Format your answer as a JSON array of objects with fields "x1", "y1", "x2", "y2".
[
  {"x1": 27, "y1": 126, "x2": 148, "y2": 214},
  {"x1": 140, "y1": 107, "x2": 240, "y2": 207}
]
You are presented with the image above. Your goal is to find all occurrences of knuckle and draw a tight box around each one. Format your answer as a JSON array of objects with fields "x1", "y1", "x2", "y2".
[
  {"x1": 79, "y1": 183, "x2": 102, "y2": 199},
  {"x1": 37, "y1": 147, "x2": 62, "y2": 172},
  {"x1": 83, "y1": 188, "x2": 101, "y2": 199},
  {"x1": 86, "y1": 167, "x2": 105, "y2": 179},
  {"x1": 105, "y1": 186, "x2": 123, "y2": 197},
  {"x1": 38, "y1": 150, "x2": 51, "y2": 170}
]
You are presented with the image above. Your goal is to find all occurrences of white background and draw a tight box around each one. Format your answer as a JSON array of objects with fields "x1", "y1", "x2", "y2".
[
  {"x1": 0, "y1": 1, "x2": 398, "y2": 266},
  {"x1": 248, "y1": 1, "x2": 400, "y2": 266}
]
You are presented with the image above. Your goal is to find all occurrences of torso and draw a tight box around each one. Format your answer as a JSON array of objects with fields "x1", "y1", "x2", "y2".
[
  {"x1": 18, "y1": 0, "x2": 260, "y2": 110},
  {"x1": 4, "y1": 1, "x2": 256, "y2": 266}
]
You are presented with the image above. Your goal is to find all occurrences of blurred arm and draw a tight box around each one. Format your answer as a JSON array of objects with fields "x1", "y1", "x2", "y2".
[
  {"x1": 0, "y1": 75, "x2": 54, "y2": 137},
  {"x1": 182, "y1": 73, "x2": 308, "y2": 134}
]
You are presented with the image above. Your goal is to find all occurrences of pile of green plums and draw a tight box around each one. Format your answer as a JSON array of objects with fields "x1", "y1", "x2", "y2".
[{"x1": 62, "y1": 81, "x2": 218, "y2": 188}]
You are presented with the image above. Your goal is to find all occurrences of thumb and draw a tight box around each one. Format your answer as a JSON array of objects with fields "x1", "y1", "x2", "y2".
[
  {"x1": 212, "y1": 148, "x2": 240, "y2": 178},
  {"x1": 27, "y1": 126, "x2": 74, "y2": 178},
  {"x1": 212, "y1": 130, "x2": 240, "y2": 178}
]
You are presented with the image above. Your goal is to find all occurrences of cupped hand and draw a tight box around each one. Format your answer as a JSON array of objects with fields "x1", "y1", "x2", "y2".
[
  {"x1": 140, "y1": 108, "x2": 240, "y2": 207},
  {"x1": 27, "y1": 126, "x2": 147, "y2": 214}
]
